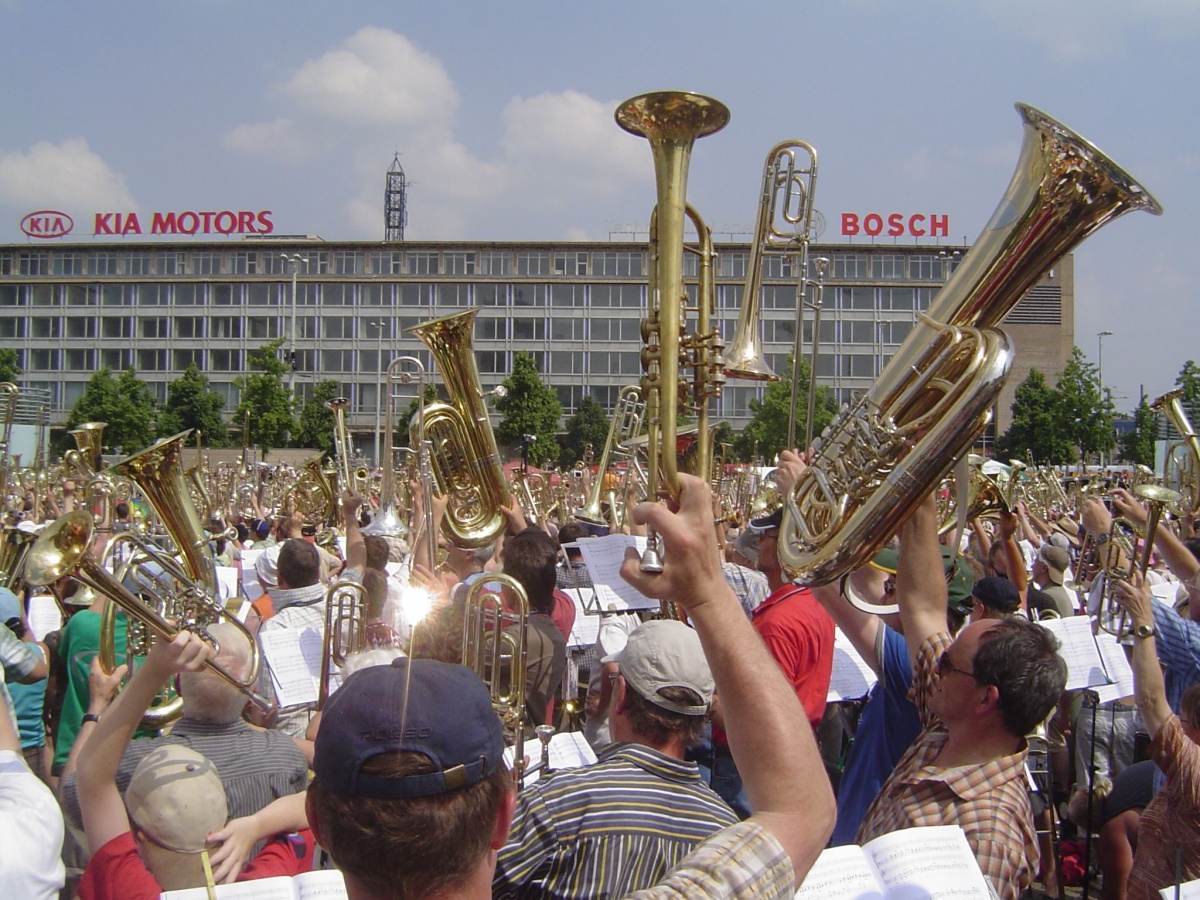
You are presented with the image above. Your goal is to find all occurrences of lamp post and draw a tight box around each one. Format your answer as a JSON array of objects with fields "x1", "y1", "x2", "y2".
[
  {"x1": 1097, "y1": 330, "x2": 1113, "y2": 466},
  {"x1": 281, "y1": 254, "x2": 308, "y2": 393},
  {"x1": 369, "y1": 320, "x2": 387, "y2": 465}
]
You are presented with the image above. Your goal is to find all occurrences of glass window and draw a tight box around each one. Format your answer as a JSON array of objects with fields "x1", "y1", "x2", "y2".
[
  {"x1": 175, "y1": 317, "x2": 203, "y2": 338},
  {"x1": 227, "y1": 251, "x2": 258, "y2": 275},
  {"x1": 837, "y1": 287, "x2": 875, "y2": 310},
  {"x1": 717, "y1": 285, "x2": 743, "y2": 310},
  {"x1": 137, "y1": 349, "x2": 169, "y2": 371},
  {"x1": 211, "y1": 283, "x2": 240, "y2": 306},
  {"x1": 323, "y1": 283, "x2": 354, "y2": 306},
  {"x1": 880, "y1": 319, "x2": 913, "y2": 344},
  {"x1": 18, "y1": 253, "x2": 49, "y2": 276},
  {"x1": 64, "y1": 284, "x2": 93, "y2": 306},
  {"x1": 516, "y1": 252, "x2": 551, "y2": 276},
  {"x1": 512, "y1": 317, "x2": 545, "y2": 340},
  {"x1": 553, "y1": 251, "x2": 587, "y2": 276},
  {"x1": 682, "y1": 252, "x2": 698, "y2": 278},
  {"x1": 101, "y1": 316, "x2": 134, "y2": 338},
  {"x1": 591, "y1": 284, "x2": 642, "y2": 308},
  {"x1": 0, "y1": 318, "x2": 25, "y2": 338},
  {"x1": 761, "y1": 285, "x2": 797, "y2": 310},
  {"x1": 478, "y1": 251, "x2": 511, "y2": 276},
  {"x1": 910, "y1": 255, "x2": 938, "y2": 280},
  {"x1": 321, "y1": 349, "x2": 355, "y2": 371},
  {"x1": 478, "y1": 317, "x2": 508, "y2": 341},
  {"x1": 879, "y1": 287, "x2": 914, "y2": 310},
  {"x1": 476, "y1": 350, "x2": 509, "y2": 374},
  {"x1": 210, "y1": 349, "x2": 243, "y2": 372},
  {"x1": 298, "y1": 316, "x2": 318, "y2": 340},
  {"x1": 174, "y1": 349, "x2": 203, "y2": 369},
  {"x1": 845, "y1": 354, "x2": 876, "y2": 378},
  {"x1": 322, "y1": 317, "x2": 354, "y2": 340},
  {"x1": 438, "y1": 283, "x2": 470, "y2": 307},
  {"x1": 361, "y1": 283, "x2": 390, "y2": 306},
  {"x1": 873, "y1": 255, "x2": 906, "y2": 280},
  {"x1": 102, "y1": 348, "x2": 133, "y2": 369},
  {"x1": 360, "y1": 318, "x2": 393, "y2": 341},
  {"x1": 444, "y1": 251, "x2": 476, "y2": 275},
  {"x1": 209, "y1": 317, "x2": 242, "y2": 339},
  {"x1": 764, "y1": 319, "x2": 796, "y2": 344},
  {"x1": 831, "y1": 253, "x2": 868, "y2": 279},
  {"x1": 65, "y1": 348, "x2": 95, "y2": 370},
  {"x1": 0, "y1": 285, "x2": 21, "y2": 306},
  {"x1": 368, "y1": 251, "x2": 403, "y2": 275},
  {"x1": 139, "y1": 317, "x2": 170, "y2": 339},
  {"x1": 915, "y1": 288, "x2": 936, "y2": 310},
  {"x1": 54, "y1": 252, "x2": 87, "y2": 276},
  {"x1": 512, "y1": 284, "x2": 544, "y2": 307},
  {"x1": 476, "y1": 284, "x2": 506, "y2": 306},
  {"x1": 762, "y1": 255, "x2": 796, "y2": 279},
  {"x1": 332, "y1": 251, "x2": 364, "y2": 275},
  {"x1": 248, "y1": 317, "x2": 280, "y2": 340},
  {"x1": 801, "y1": 320, "x2": 836, "y2": 344},
  {"x1": 549, "y1": 351, "x2": 584, "y2": 374},
  {"x1": 398, "y1": 284, "x2": 433, "y2": 306},
  {"x1": 157, "y1": 252, "x2": 186, "y2": 275},
  {"x1": 175, "y1": 283, "x2": 200, "y2": 306},
  {"x1": 592, "y1": 251, "x2": 642, "y2": 277},
  {"x1": 293, "y1": 349, "x2": 318, "y2": 371},
  {"x1": 550, "y1": 284, "x2": 585, "y2": 307},
  {"x1": 66, "y1": 317, "x2": 96, "y2": 338},
  {"x1": 89, "y1": 252, "x2": 119, "y2": 276},
  {"x1": 591, "y1": 318, "x2": 640, "y2": 342},
  {"x1": 30, "y1": 349, "x2": 59, "y2": 370},
  {"x1": 100, "y1": 283, "x2": 135, "y2": 306},
  {"x1": 719, "y1": 252, "x2": 749, "y2": 279},
  {"x1": 29, "y1": 284, "x2": 57, "y2": 306},
  {"x1": 551, "y1": 318, "x2": 585, "y2": 341},
  {"x1": 245, "y1": 282, "x2": 272, "y2": 306},
  {"x1": 191, "y1": 252, "x2": 221, "y2": 275},
  {"x1": 136, "y1": 283, "x2": 167, "y2": 306},
  {"x1": 845, "y1": 321, "x2": 876, "y2": 344},
  {"x1": 406, "y1": 252, "x2": 439, "y2": 276}
]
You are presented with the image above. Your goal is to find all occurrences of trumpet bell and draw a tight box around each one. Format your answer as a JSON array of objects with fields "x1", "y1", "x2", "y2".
[{"x1": 23, "y1": 510, "x2": 92, "y2": 587}]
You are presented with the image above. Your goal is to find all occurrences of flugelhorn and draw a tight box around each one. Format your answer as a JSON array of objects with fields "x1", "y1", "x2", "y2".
[{"x1": 778, "y1": 102, "x2": 1162, "y2": 587}]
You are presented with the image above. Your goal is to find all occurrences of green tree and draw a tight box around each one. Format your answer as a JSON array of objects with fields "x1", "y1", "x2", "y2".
[
  {"x1": 157, "y1": 364, "x2": 229, "y2": 446},
  {"x1": 66, "y1": 367, "x2": 158, "y2": 455},
  {"x1": 732, "y1": 356, "x2": 835, "y2": 462},
  {"x1": 0, "y1": 348, "x2": 22, "y2": 384},
  {"x1": 1056, "y1": 347, "x2": 1117, "y2": 464},
  {"x1": 494, "y1": 352, "x2": 561, "y2": 467},
  {"x1": 1118, "y1": 394, "x2": 1157, "y2": 467},
  {"x1": 1176, "y1": 359, "x2": 1200, "y2": 408},
  {"x1": 293, "y1": 380, "x2": 344, "y2": 455},
  {"x1": 233, "y1": 338, "x2": 296, "y2": 455},
  {"x1": 558, "y1": 395, "x2": 610, "y2": 468},
  {"x1": 995, "y1": 369, "x2": 1073, "y2": 464}
]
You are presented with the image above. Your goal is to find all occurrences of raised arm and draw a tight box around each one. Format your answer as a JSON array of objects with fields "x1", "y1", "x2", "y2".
[
  {"x1": 341, "y1": 490, "x2": 366, "y2": 573},
  {"x1": 1112, "y1": 574, "x2": 1172, "y2": 737},
  {"x1": 895, "y1": 493, "x2": 950, "y2": 666},
  {"x1": 621, "y1": 475, "x2": 835, "y2": 885}
]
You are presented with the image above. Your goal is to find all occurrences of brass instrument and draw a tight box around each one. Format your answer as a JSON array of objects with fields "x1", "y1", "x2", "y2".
[
  {"x1": 325, "y1": 397, "x2": 355, "y2": 497},
  {"x1": 461, "y1": 572, "x2": 530, "y2": 779},
  {"x1": 778, "y1": 102, "x2": 1162, "y2": 586},
  {"x1": 362, "y1": 357, "x2": 424, "y2": 540},
  {"x1": 0, "y1": 383, "x2": 18, "y2": 510},
  {"x1": 576, "y1": 385, "x2": 644, "y2": 525},
  {"x1": 406, "y1": 310, "x2": 511, "y2": 549},
  {"x1": 1097, "y1": 483, "x2": 1181, "y2": 638},
  {"x1": 284, "y1": 454, "x2": 338, "y2": 531},
  {"x1": 615, "y1": 90, "x2": 729, "y2": 571},
  {"x1": 318, "y1": 577, "x2": 368, "y2": 709},
  {"x1": 1152, "y1": 388, "x2": 1200, "y2": 511}
]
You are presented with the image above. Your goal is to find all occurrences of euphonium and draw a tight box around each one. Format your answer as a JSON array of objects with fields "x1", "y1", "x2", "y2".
[
  {"x1": 1152, "y1": 388, "x2": 1200, "y2": 511},
  {"x1": 1096, "y1": 483, "x2": 1181, "y2": 638},
  {"x1": 406, "y1": 310, "x2": 510, "y2": 549},
  {"x1": 778, "y1": 102, "x2": 1162, "y2": 586},
  {"x1": 576, "y1": 385, "x2": 644, "y2": 525}
]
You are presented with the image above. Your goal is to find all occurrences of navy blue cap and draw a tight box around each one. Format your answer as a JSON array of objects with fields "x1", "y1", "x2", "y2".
[
  {"x1": 749, "y1": 507, "x2": 783, "y2": 530},
  {"x1": 313, "y1": 657, "x2": 505, "y2": 799},
  {"x1": 972, "y1": 576, "x2": 1021, "y2": 614}
]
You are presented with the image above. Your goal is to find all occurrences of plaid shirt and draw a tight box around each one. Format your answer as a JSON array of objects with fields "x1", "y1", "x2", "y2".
[{"x1": 856, "y1": 633, "x2": 1037, "y2": 900}]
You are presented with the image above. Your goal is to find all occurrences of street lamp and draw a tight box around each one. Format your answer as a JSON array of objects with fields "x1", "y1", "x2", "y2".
[
  {"x1": 1097, "y1": 330, "x2": 1113, "y2": 467},
  {"x1": 368, "y1": 320, "x2": 387, "y2": 465},
  {"x1": 281, "y1": 254, "x2": 309, "y2": 393}
]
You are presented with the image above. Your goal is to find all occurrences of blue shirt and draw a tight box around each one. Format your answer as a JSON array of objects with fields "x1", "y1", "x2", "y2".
[
  {"x1": 1151, "y1": 602, "x2": 1200, "y2": 714},
  {"x1": 831, "y1": 625, "x2": 922, "y2": 846}
]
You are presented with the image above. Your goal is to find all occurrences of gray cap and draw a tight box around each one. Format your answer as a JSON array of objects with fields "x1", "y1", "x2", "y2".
[{"x1": 612, "y1": 620, "x2": 714, "y2": 716}]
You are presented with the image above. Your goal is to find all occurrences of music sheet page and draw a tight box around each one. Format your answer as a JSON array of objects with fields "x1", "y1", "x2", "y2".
[
  {"x1": 259, "y1": 626, "x2": 322, "y2": 709},
  {"x1": 794, "y1": 845, "x2": 884, "y2": 899},
  {"x1": 576, "y1": 535, "x2": 660, "y2": 612},
  {"x1": 827, "y1": 628, "x2": 879, "y2": 702},
  {"x1": 1040, "y1": 615, "x2": 1110, "y2": 691},
  {"x1": 862, "y1": 825, "x2": 991, "y2": 898}
]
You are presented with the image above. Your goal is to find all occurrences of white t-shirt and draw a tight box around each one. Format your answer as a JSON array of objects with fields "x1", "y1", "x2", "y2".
[{"x1": 0, "y1": 750, "x2": 65, "y2": 899}]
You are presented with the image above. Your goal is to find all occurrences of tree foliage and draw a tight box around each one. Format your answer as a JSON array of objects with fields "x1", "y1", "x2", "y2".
[
  {"x1": 66, "y1": 367, "x2": 158, "y2": 455},
  {"x1": 233, "y1": 338, "x2": 296, "y2": 455},
  {"x1": 293, "y1": 380, "x2": 344, "y2": 456},
  {"x1": 0, "y1": 348, "x2": 22, "y2": 384},
  {"x1": 558, "y1": 395, "x2": 610, "y2": 469},
  {"x1": 494, "y1": 352, "x2": 562, "y2": 467},
  {"x1": 995, "y1": 369, "x2": 1073, "y2": 465},
  {"x1": 1118, "y1": 394, "x2": 1157, "y2": 467},
  {"x1": 157, "y1": 364, "x2": 229, "y2": 447},
  {"x1": 1056, "y1": 347, "x2": 1117, "y2": 462},
  {"x1": 731, "y1": 356, "x2": 836, "y2": 462}
]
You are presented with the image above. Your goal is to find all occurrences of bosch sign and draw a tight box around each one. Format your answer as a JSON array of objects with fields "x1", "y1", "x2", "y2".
[
  {"x1": 841, "y1": 213, "x2": 949, "y2": 238},
  {"x1": 20, "y1": 210, "x2": 74, "y2": 239},
  {"x1": 94, "y1": 210, "x2": 274, "y2": 236}
]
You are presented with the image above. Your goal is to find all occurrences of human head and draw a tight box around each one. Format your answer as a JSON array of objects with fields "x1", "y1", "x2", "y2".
[
  {"x1": 986, "y1": 540, "x2": 1008, "y2": 578},
  {"x1": 1181, "y1": 684, "x2": 1200, "y2": 743},
  {"x1": 500, "y1": 528, "x2": 558, "y2": 614},
  {"x1": 749, "y1": 508, "x2": 783, "y2": 583},
  {"x1": 1035, "y1": 544, "x2": 1070, "y2": 586},
  {"x1": 307, "y1": 658, "x2": 513, "y2": 900},
  {"x1": 556, "y1": 521, "x2": 589, "y2": 561},
  {"x1": 178, "y1": 622, "x2": 254, "y2": 724},
  {"x1": 365, "y1": 535, "x2": 390, "y2": 574},
  {"x1": 869, "y1": 546, "x2": 974, "y2": 634},
  {"x1": 254, "y1": 544, "x2": 281, "y2": 592},
  {"x1": 966, "y1": 617, "x2": 1067, "y2": 737},
  {"x1": 611, "y1": 620, "x2": 713, "y2": 748},
  {"x1": 970, "y1": 575, "x2": 1021, "y2": 620},
  {"x1": 277, "y1": 538, "x2": 320, "y2": 589},
  {"x1": 115, "y1": 501, "x2": 130, "y2": 520}
]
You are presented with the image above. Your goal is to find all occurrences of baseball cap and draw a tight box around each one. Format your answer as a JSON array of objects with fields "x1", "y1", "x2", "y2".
[
  {"x1": 255, "y1": 544, "x2": 281, "y2": 590},
  {"x1": 125, "y1": 746, "x2": 227, "y2": 853},
  {"x1": 313, "y1": 657, "x2": 505, "y2": 799},
  {"x1": 611, "y1": 620, "x2": 713, "y2": 716},
  {"x1": 972, "y1": 575, "x2": 1021, "y2": 614},
  {"x1": 869, "y1": 546, "x2": 975, "y2": 616},
  {"x1": 1038, "y1": 544, "x2": 1070, "y2": 585},
  {"x1": 732, "y1": 527, "x2": 760, "y2": 562},
  {"x1": 748, "y1": 508, "x2": 782, "y2": 531}
]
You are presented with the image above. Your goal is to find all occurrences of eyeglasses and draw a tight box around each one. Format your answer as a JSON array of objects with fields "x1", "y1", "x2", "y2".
[
  {"x1": 937, "y1": 650, "x2": 976, "y2": 680},
  {"x1": 883, "y1": 578, "x2": 896, "y2": 596}
]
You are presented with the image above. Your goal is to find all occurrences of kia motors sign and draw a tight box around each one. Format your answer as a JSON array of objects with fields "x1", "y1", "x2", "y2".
[
  {"x1": 94, "y1": 210, "x2": 274, "y2": 236},
  {"x1": 841, "y1": 212, "x2": 949, "y2": 238},
  {"x1": 20, "y1": 210, "x2": 74, "y2": 239}
]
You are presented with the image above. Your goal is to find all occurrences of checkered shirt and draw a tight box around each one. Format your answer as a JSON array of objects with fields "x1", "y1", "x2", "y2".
[{"x1": 856, "y1": 633, "x2": 1038, "y2": 900}]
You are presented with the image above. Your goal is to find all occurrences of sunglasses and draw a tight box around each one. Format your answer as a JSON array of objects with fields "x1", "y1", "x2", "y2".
[{"x1": 937, "y1": 650, "x2": 976, "y2": 681}]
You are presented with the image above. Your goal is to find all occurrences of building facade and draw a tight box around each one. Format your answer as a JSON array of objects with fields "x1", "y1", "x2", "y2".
[{"x1": 0, "y1": 238, "x2": 1072, "y2": 456}]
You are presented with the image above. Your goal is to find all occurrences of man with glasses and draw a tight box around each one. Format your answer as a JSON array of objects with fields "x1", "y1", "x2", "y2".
[{"x1": 856, "y1": 493, "x2": 1067, "y2": 900}]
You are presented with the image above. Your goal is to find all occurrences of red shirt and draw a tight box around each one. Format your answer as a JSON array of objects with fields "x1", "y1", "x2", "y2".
[
  {"x1": 78, "y1": 829, "x2": 316, "y2": 900},
  {"x1": 750, "y1": 584, "x2": 835, "y2": 731}
]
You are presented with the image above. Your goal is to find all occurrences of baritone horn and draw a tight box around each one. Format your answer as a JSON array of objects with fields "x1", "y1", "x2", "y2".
[
  {"x1": 778, "y1": 103, "x2": 1162, "y2": 587},
  {"x1": 1152, "y1": 388, "x2": 1200, "y2": 512}
]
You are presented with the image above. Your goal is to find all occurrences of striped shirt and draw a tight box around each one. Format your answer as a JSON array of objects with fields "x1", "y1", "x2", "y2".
[{"x1": 493, "y1": 742, "x2": 739, "y2": 899}]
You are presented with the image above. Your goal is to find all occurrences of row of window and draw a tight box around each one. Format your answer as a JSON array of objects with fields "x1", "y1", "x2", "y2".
[{"x1": 1, "y1": 247, "x2": 960, "y2": 282}]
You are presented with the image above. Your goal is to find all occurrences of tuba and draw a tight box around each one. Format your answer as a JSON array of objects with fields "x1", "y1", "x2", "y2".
[
  {"x1": 406, "y1": 310, "x2": 511, "y2": 549},
  {"x1": 1152, "y1": 389, "x2": 1200, "y2": 512},
  {"x1": 778, "y1": 102, "x2": 1162, "y2": 586}
]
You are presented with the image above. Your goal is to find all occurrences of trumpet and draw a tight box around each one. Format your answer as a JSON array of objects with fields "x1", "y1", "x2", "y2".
[{"x1": 1096, "y1": 483, "x2": 1181, "y2": 638}]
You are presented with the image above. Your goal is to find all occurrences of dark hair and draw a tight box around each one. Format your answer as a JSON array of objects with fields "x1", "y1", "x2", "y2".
[
  {"x1": 1184, "y1": 538, "x2": 1200, "y2": 564},
  {"x1": 556, "y1": 522, "x2": 589, "y2": 557},
  {"x1": 365, "y1": 536, "x2": 390, "y2": 573},
  {"x1": 308, "y1": 751, "x2": 511, "y2": 900},
  {"x1": 501, "y1": 528, "x2": 558, "y2": 614},
  {"x1": 235, "y1": 522, "x2": 250, "y2": 544},
  {"x1": 972, "y1": 617, "x2": 1067, "y2": 737},
  {"x1": 115, "y1": 501, "x2": 130, "y2": 519},
  {"x1": 624, "y1": 685, "x2": 707, "y2": 748},
  {"x1": 362, "y1": 568, "x2": 389, "y2": 621},
  {"x1": 278, "y1": 538, "x2": 321, "y2": 589}
]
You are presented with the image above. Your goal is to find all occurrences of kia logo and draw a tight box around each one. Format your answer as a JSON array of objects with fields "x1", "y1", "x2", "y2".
[{"x1": 20, "y1": 210, "x2": 73, "y2": 239}]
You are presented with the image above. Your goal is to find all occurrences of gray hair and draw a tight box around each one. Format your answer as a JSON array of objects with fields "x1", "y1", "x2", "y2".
[{"x1": 179, "y1": 622, "x2": 255, "y2": 724}]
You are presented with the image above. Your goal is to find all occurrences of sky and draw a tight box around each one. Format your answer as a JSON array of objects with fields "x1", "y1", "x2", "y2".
[{"x1": 0, "y1": 0, "x2": 1196, "y2": 413}]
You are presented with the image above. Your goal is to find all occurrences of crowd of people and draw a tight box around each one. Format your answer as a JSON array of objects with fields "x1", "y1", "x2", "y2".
[{"x1": 1, "y1": 440, "x2": 1199, "y2": 900}]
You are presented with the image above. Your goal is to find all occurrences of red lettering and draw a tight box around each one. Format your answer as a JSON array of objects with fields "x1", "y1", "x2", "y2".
[
  {"x1": 256, "y1": 210, "x2": 273, "y2": 234},
  {"x1": 864, "y1": 213, "x2": 883, "y2": 236},
  {"x1": 237, "y1": 211, "x2": 255, "y2": 232},
  {"x1": 908, "y1": 214, "x2": 926, "y2": 236},
  {"x1": 94, "y1": 213, "x2": 114, "y2": 235},
  {"x1": 151, "y1": 211, "x2": 176, "y2": 234},
  {"x1": 930, "y1": 214, "x2": 949, "y2": 237},
  {"x1": 841, "y1": 213, "x2": 860, "y2": 236},
  {"x1": 27, "y1": 217, "x2": 44, "y2": 234},
  {"x1": 214, "y1": 211, "x2": 237, "y2": 234},
  {"x1": 177, "y1": 211, "x2": 199, "y2": 234},
  {"x1": 120, "y1": 213, "x2": 141, "y2": 235},
  {"x1": 887, "y1": 213, "x2": 904, "y2": 236},
  {"x1": 197, "y1": 211, "x2": 214, "y2": 232}
]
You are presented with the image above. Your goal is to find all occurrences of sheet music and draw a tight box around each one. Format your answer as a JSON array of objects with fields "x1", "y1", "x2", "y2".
[
  {"x1": 576, "y1": 535, "x2": 660, "y2": 612},
  {"x1": 863, "y1": 824, "x2": 991, "y2": 898},
  {"x1": 1040, "y1": 615, "x2": 1110, "y2": 691},
  {"x1": 827, "y1": 628, "x2": 878, "y2": 702},
  {"x1": 259, "y1": 626, "x2": 323, "y2": 709},
  {"x1": 26, "y1": 594, "x2": 62, "y2": 642},
  {"x1": 1093, "y1": 632, "x2": 1136, "y2": 704},
  {"x1": 565, "y1": 588, "x2": 601, "y2": 647},
  {"x1": 1159, "y1": 876, "x2": 1200, "y2": 899},
  {"x1": 240, "y1": 549, "x2": 265, "y2": 603},
  {"x1": 507, "y1": 731, "x2": 599, "y2": 787},
  {"x1": 215, "y1": 565, "x2": 239, "y2": 603},
  {"x1": 794, "y1": 845, "x2": 883, "y2": 899}
]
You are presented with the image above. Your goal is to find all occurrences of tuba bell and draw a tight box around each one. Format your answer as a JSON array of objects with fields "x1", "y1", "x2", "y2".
[
  {"x1": 778, "y1": 102, "x2": 1162, "y2": 586},
  {"x1": 1152, "y1": 389, "x2": 1200, "y2": 512}
]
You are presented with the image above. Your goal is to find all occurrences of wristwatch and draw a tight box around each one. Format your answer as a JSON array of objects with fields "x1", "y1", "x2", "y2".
[
  {"x1": 1094, "y1": 532, "x2": 1110, "y2": 545},
  {"x1": 1133, "y1": 623, "x2": 1156, "y2": 640},
  {"x1": 82, "y1": 713, "x2": 101, "y2": 725}
]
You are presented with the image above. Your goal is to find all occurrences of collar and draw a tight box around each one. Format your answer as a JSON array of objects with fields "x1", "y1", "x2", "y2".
[
  {"x1": 902, "y1": 730, "x2": 1031, "y2": 801},
  {"x1": 753, "y1": 583, "x2": 810, "y2": 616},
  {"x1": 172, "y1": 717, "x2": 252, "y2": 736},
  {"x1": 271, "y1": 583, "x2": 326, "y2": 609},
  {"x1": 598, "y1": 741, "x2": 702, "y2": 785}
]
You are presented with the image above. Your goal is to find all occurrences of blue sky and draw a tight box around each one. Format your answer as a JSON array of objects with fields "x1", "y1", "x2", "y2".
[{"x1": 0, "y1": 0, "x2": 1195, "y2": 412}]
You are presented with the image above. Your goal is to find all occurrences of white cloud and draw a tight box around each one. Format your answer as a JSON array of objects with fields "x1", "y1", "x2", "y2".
[
  {"x1": 0, "y1": 138, "x2": 135, "y2": 210},
  {"x1": 223, "y1": 118, "x2": 330, "y2": 165}
]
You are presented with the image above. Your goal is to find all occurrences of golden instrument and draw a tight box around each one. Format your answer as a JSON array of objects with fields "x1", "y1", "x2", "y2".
[
  {"x1": 325, "y1": 397, "x2": 355, "y2": 497},
  {"x1": 460, "y1": 572, "x2": 530, "y2": 778},
  {"x1": 1097, "y1": 483, "x2": 1181, "y2": 638},
  {"x1": 284, "y1": 454, "x2": 337, "y2": 531},
  {"x1": 318, "y1": 577, "x2": 368, "y2": 709},
  {"x1": 65, "y1": 421, "x2": 107, "y2": 476},
  {"x1": 0, "y1": 383, "x2": 18, "y2": 511},
  {"x1": 363, "y1": 357, "x2": 424, "y2": 540},
  {"x1": 576, "y1": 385, "x2": 644, "y2": 525},
  {"x1": 406, "y1": 310, "x2": 511, "y2": 549},
  {"x1": 778, "y1": 102, "x2": 1162, "y2": 586},
  {"x1": 1152, "y1": 388, "x2": 1200, "y2": 511}
]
